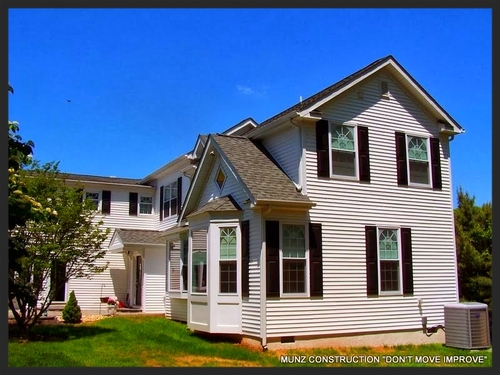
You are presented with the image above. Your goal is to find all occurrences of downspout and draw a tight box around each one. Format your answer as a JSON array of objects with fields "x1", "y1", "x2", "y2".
[
  {"x1": 260, "y1": 208, "x2": 268, "y2": 351},
  {"x1": 448, "y1": 133, "x2": 459, "y2": 302},
  {"x1": 290, "y1": 116, "x2": 305, "y2": 194}
]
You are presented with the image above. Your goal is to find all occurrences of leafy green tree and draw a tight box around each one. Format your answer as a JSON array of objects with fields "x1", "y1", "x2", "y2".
[
  {"x1": 62, "y1": 290, "x2": 82, "y2": 323},
  {"x1": 454, "y1": 186, "x2": 492, "y2": 309},
  {"x1": 9, "y1": 161, "x2": 110, "y2": 337}
]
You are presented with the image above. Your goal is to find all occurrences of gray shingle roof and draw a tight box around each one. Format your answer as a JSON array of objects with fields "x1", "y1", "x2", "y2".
[
  {"x1": 211, "y1": 134, "x2": 312, "y2": 204},
  {"x1": 64, "y1": 173, "x2": 144, "y2": 186},
  {"x1": 187, "y1": 195, "x2": 242, "y2": 218},
  {"x1": 116, "y1": 229, "x2": 165, "y2": 245}
]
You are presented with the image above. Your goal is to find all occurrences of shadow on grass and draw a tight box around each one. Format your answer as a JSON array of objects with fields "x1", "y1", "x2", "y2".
[{"x1": 9, "y1": 324, "x2": 115, "y2": 342}]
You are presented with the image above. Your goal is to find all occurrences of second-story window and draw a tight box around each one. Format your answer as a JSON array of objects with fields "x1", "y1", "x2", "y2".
[
  {"x1": 331, "y1": 124, "x2": 357, "y2": 178},
  {"x1": 139, "y1": 196, "x2": 153, "y2": 214},
  {"x1": 85, "y1": 192, "x2": 100, "y2": 211},
  {"x1": 163, "y1": 180, "x2": 179, "y2": 218}
]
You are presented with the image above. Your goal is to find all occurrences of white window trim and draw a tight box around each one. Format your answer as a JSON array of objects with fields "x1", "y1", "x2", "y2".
[
  {"x1": 377, "y1": 227, "x2": 403, "y2": 296},
  {"x1": 84, "y1": 191, "x2": 101, "y2": 211},
  {"x1": 163, "y1": 180, "x2": 179, "y2": 218},
  {"x1": 329, "y1": 121, "x2": 359, "y2": 181},
  {"x1": 217, "y1": 224, "x2": 239, "y2": 295},
  {"x1": 405, "y1": 133, "x2": 432, "y2": 188},
  {"x1": 138, "y1": 195, "x2": 154, "y2": 215},
  {"x1": 189, "y1": 227, "x2": 209, "y2": 295},
  {"x1": 166, "y1": 238, "x2": 188, "y2": 298},
  {"x1": 279, "y1": 221, "x2": 309, "y2": 297}
]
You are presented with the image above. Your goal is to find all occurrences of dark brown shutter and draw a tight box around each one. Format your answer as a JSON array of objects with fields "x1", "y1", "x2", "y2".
[
  {"x1": 241, "y1": 220, "x2": 250, "y2": 298},
  {"x1": 401, "y1": 227, "x2": 414, "y2": 295},
  {"x1": 159, "y1": 186, "x2": 164, "y2": 221},
  {"x1": 357, "y1": 126, "x2": 370, "y2": 182},
  {"x1": 309, "y1": 223, "x2": 323, "y2": 297},
  {"x1": 129, "y1": 192, "x2": 138, "y2": 216},
  {"x1": 316, "y1": 120, "x2": 329, "y2": 178},
  {"x1": 177, "y1": 176, "x2": 183, "y2": 214},
  {"x1": 102, "y1": 190, "x2": 111, "y2": 214},
  {"x1": 395, "y1": 132, "x2": 408, "y2": 186},
  {"x1": 76, "y1": 188, "x2": 84, "y2": 202},
  {"x1": 365, "y1": 226, "x2": 378, "y2": 296},
  {"x1": 430, "y1": 137, "x2": 442, "y2": 190},
  {"x1": 266, "y1": 220, "x2": 280, "y2": 298}
]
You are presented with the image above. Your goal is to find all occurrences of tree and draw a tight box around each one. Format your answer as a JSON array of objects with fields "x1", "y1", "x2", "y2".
[
  {"x1": 62, "y1": 290, "x2": 82, "y2": 323},
  {"x1": 454, "y1": 186, "x2": 492, "y2": 309},
  {"x1": 9, "y1": 161, "x2": 110, "y2": 337}
]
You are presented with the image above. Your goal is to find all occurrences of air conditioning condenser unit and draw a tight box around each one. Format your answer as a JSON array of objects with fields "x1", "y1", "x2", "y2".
[{"x1": 443, "y1": 302, "x2": 491, "y2": 349}]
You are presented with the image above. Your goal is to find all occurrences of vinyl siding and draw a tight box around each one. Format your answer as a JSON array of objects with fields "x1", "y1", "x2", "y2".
[
  {"x1": 264, "y1": 72, "x2": 458, "y2": 338},
  {"x1": 65, "y1": 183, "x2": 156, "y2": 311},
  {"x1": 197, "y1": 157, "x2": 250, "y2": 211},
  {"x1": 143, "y1": 247, "x2": 167, "y2": 313},
  {"x1": 241, "y1": 209, "x2": 263, "y2": 337},
  {"x1": 261, "y1": 125, "x2": 301, "y2": 185}
]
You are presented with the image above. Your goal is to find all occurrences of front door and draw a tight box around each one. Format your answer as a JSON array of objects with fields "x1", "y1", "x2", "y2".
[{"x1": 135, "y1": 255, "x2": 143, "y2": 306}]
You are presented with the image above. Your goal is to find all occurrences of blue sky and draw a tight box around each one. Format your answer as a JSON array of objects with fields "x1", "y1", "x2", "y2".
[{"x1": 8, "y1": 8, "x2": 492, "y2": 207}]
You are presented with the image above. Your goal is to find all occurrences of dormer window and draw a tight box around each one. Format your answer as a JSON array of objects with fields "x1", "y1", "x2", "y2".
[{"x1": 215, "y1": 166, "x2": 226, "y2": 191}]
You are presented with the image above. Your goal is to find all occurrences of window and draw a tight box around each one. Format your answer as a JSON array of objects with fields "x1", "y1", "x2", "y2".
[
  {"x1": 215, "y1": 166, "x2": 226, "y2": 191},
  {"x1": 365, "y1": 226, "x2": 413, "y2": 296},
  {"x1": 219, "y1": 227, "x2": 237, "y2": 293},
  {"x1": 315, "y1": 120, "x2": 370, "y2": 182},
  {"x1": 139, "y1": 196, "x2": 153, "y2": 214},
  {"x1": 331, "y1": 124, "x2": 356, "y2": 177},
  {"x1": 163, "y1": 181, "x2": 178, "y2": 218},
  {"x1": 378, "y1": 229, "x2": 401, "y2": 292},
  {"x1": 407, "y1": 136, "x2": 429, "y2": 185},
  {"x1": 395, "y1": 132, "x2": 442, "y2": 189},
  {"x1": 282, "y1": 224, "x2": 307, "y2": 294},
  {"x1": 191, "y1": 229, "x2": 207, "y2": 293},
  {"x1": 266, "y1": 221, "x2": 323, "y2": 298},
  {"x1": 85, "y1": 192, "x2": 100, "y2": 211}
]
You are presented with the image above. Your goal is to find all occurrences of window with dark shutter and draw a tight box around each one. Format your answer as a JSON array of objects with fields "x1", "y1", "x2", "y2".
[
  {"x1": 159, "y1": 186, "x2": 164, "y2": 221},
  {"x1": 316, "y1": 120, "x2": 329, "y2": 178},
  {"x1": 129, "y1": 192, "x2": 138, "y2": 216},
  {"x1": 309, "y1": 223, "x2": 323, "y2": 297},
  {"x1": 177, "y1": 176, "x2": 183, "y2": 215},
  {"x1": 365, "y1": 226, "x2": 378, "y2": 296},
  {"x1": 102, "y1": 190, "x2": 111, "y2": 215},
  {"x1": 401, "y1": 227, "x2": 414, "y2": 295},
  {"x1": 395, "y1": 132, "x2": 408, "y2": 186},
  {"x1": 357, "y1": 126, "x2": 371, "y2": 182},
  {"x1": 430, "y1": 137, "x2": 442, "y2": 190},
  {"x1": 266, "y1": 221, "x2": 280, "y2": 298},
  {"x1": 241, "y1": 220, "x2": 250, "y2": 298}
]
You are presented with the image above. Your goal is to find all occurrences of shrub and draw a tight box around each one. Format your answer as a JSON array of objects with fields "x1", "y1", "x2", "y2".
[{"x1": 62, "y1": 290, "x2": 82, "y2": 323}]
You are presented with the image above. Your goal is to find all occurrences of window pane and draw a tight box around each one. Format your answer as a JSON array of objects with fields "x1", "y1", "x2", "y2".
[
  {"x1": 220, "y1": 227, "x2": 237, "y2": 259},
  {"x1": 379, "y1": 230, "x2": 398, "y2": 259},
  {"x1": 282, "y1": 225, "x2": 305, "y2": 258},
  {"x1": 139, "y1": 196, "x2": 153, "y2": 214},
  {"x1": 85, "y1": 192, "x2": 99, "y2": 210},
  {"x1": 332, "y1": 150, "x2": 356, "y2": 177},
  {"x1": 408, "y1": 137, "x2": 428, "y2": 161},
  {"x1": 192, "y1": 229, "x2": 207, "y2": 293},
  {"x1": 331, "y1": 125, "x2": 355, "y2": 151},
  {"x1": 181, "y1": 239, "x2": 188, "y2": 291},
  {"x1": 220, "y1": 261, "x2": 237, "y2": 293},
  {"x1": 380, "y1": 261, "x2": 399, "y2": 291},
  {"x1": 283, "y1": 259, "x2": 306, "y2": 293},
  {"x1": 409, "y1": 160, "x2": 429, "y2": 184}
]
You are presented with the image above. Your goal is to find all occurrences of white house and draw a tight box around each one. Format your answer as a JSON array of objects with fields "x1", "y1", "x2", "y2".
[{"x1": 54, "y1": 55, "x2": 464, "y2": 349}]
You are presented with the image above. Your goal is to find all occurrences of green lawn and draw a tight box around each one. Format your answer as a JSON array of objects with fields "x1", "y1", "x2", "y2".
[{"x1": 8, "y1": 315, "x2": 492, "y2": 367}]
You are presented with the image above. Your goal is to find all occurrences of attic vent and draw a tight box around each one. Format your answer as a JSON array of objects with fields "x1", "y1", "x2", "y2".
[
  {"x1": 380, "y1": 80, "x2": 389, "y2": 98},
  {"x1": 215, "y1": 166, "x2": 226, "y2": 192}
]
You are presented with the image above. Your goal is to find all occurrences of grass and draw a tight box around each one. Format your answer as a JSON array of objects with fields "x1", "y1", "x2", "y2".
[{"x1": 8, "y1": 315, "x2": 492, "y2": 367}]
